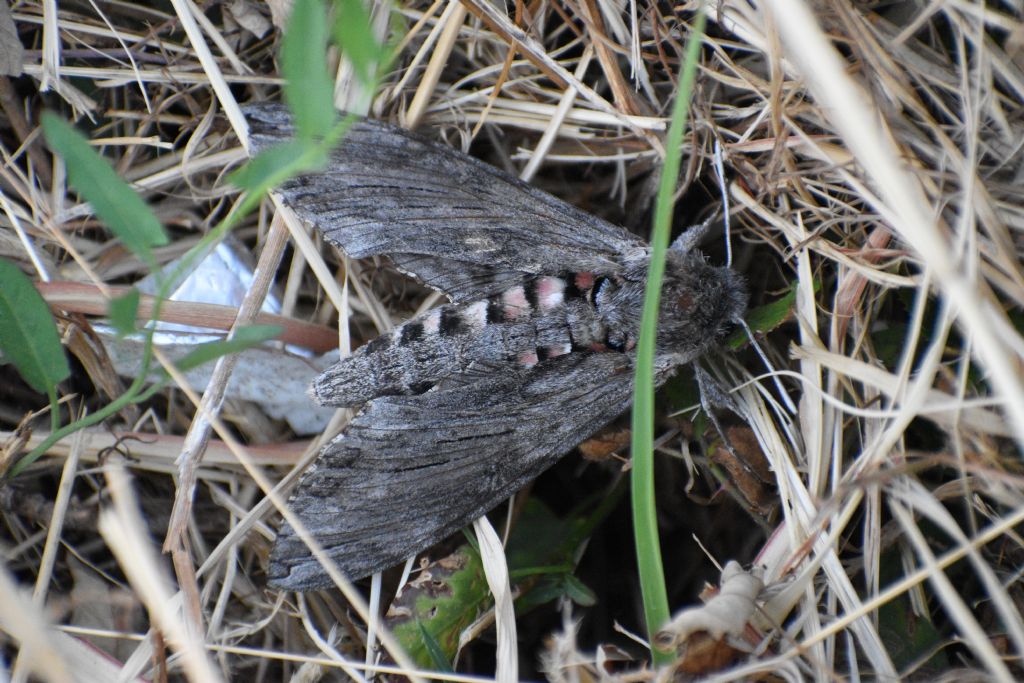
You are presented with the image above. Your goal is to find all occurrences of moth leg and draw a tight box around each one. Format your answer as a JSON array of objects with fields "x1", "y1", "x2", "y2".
[
  {"x1": 694, "y1": 365, "x2": 743, "y2": 463},
  {"x1": 695, "y1": 367, "x2": 776, "y2": 527}
]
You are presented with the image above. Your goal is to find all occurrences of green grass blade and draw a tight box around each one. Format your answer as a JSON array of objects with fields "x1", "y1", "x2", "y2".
[
  {"x1": 417, "y1": 621, "x2": 456, "y2": 673},
  {"x1": 41, "y1": 113, "x2": 167, "y2": 269},
  {"x1": 630, "y1": 6, "x2": 707, "y2": 665},
  {"x1": 0, "y1": 258, "x2": 71, "y2": 395}
]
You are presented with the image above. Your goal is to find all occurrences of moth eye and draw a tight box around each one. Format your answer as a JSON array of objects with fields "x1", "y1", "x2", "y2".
[{"x1": 676, "y1": 292, "x2": 696, "y2": 313}]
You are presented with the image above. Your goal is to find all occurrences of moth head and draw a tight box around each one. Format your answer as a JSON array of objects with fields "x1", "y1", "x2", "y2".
[
  {"x1": 596, "y1": 250, "x2": 746, "y2": 359},
  {"x1": 654, "y1": 250, "x2": 747, "y2": 357}
]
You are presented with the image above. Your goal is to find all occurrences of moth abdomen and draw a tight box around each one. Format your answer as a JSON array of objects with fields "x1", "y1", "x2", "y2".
[
  {"x1": 312, "y1": 301, "x2": 483, "y2": 406},
  {"x1": 312, "y1": 272, "x2": 612, "y2": 405}
]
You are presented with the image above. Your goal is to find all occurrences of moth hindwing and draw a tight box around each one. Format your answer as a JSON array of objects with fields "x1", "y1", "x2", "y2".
[{"x1": 245, "y1": 104, "x2": 747, "y2": 590}]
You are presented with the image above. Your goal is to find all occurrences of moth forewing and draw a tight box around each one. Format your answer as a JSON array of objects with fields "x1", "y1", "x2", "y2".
[{"x1": 246, "y1": 104, "x2": 747, "y2": 590}]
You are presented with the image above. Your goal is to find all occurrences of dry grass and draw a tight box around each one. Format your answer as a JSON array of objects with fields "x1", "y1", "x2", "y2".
[{"x1": 1, "y1": 0, "x2": 1023, "y2": 680}]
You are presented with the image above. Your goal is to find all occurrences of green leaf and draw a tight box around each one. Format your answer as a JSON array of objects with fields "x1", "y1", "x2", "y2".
[
  {"x1": 171, "y1": 324, "x2": 283, "y2": 373},
  {"x1": 877, "y1": 548, "x2": 946, "y2": 673},
  {"x1": 332, "y1": 0, "x2": 386, "y2": 86},
  {"x1": 282, "y1": 0, "x2": 336, "y2": 139},
  {"x1": 230, "y1": 139, "x2": 326, "y2": 194},
  {"x1": 386, "y1": 496, "x2": 618, "y2": 666},
  {"x1": 562, "y1": 573, "x2": 597, "y2": 606},
  {"x1": 0, "y1": 258, "x2": 71, "y2": 394},
  {"x1": 387, "y1": 547, "x2": 488, "y2": 668},
  {"x1": 506, "y1": 499, "x2": 584, "y2": 570},
  {"x1": 513, "y1": 577, "x2": 565, "y2": 612},
  {"x1": 505, "y1": 498, "x2": 600, "y2": 611},
  {"x1": 108, "y1": 289, "x2": 140, "y2": 336},
  {"x1": 41, "y1": 113, "x2": 167, "y2": 268},
  {"x1": 727, "y1": 278, "x2": 818, "y2": 349}
]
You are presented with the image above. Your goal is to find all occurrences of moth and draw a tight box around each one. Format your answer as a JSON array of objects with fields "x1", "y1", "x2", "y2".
[{"x1": 245, "y1": 103, "x2": 747, "y2": 590}]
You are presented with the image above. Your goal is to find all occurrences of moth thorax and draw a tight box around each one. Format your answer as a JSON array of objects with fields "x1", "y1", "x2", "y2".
[{"x1": 656, "y1": 257, "x2": 746, "y2": 355}]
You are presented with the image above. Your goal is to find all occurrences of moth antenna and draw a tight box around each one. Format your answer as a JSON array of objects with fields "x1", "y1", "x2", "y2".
[
  {"x1": 669, "y1": 215, "x2": 714, "y2": 253},
  {"x1": 713, "y1": 140, "x2": 733, "y2": 268},
  {"x1": 671, "y1": 141, "x2": 732, "y2": 258},
  {"x1": 739, "y1": 317, "x2": 798, "y2": 414}
]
